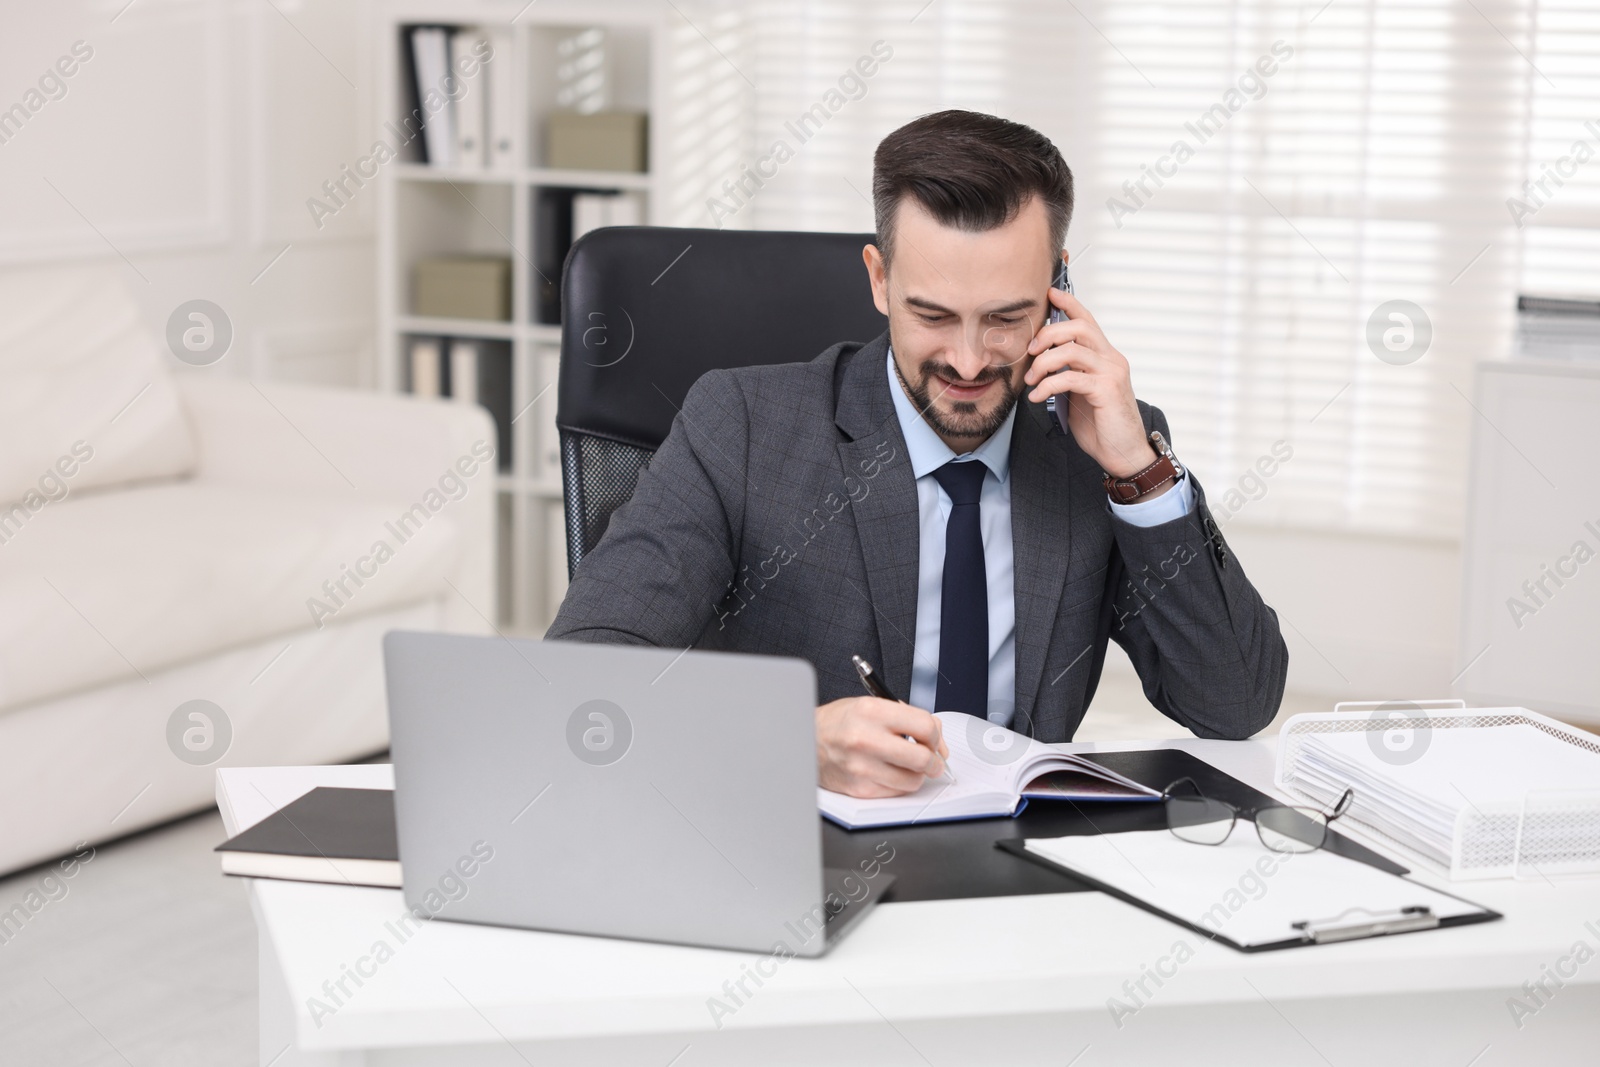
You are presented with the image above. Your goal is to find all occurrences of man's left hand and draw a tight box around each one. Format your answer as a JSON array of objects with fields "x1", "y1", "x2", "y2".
[{"x1": 1023, "y1": 287, "x2": 1160, "y2": 482}]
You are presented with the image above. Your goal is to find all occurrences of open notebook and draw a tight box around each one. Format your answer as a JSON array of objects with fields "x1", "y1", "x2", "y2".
[{"x1": 819, "y1": 711, "x2": 1160, "y2": 829}]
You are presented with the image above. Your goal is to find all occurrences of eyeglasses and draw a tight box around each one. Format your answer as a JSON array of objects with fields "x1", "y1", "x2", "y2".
[{"x1": 1161, "y1": 777, "x2": 1354, "y2": 854}]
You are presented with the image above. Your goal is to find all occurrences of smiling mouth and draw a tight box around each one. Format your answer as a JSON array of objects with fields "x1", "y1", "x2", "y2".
[{"x1": 935, "y1": 376, "x2": 996, "y2": 402}]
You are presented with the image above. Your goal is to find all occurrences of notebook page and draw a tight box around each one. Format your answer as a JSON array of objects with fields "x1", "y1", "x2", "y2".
[
  {"x1": 1023, "y1": 769, "x2": 1161, "y2": 800},
  {"x1": 935, "y1": 712, "x2": 1034, "y2": 791},
  {"x1": 817, "y1": 720, "x2": 1020, "y2": 826},
  {"x1": 934, "y1": 712, "x2": 1154, "y2": 794},
  {"x1": 1025, "y1": 830, "x2": 1486, "y2": 947}
]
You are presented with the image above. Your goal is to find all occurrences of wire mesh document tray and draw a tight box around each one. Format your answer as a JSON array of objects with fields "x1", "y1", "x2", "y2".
[{"x1": 1275, "y1": 701, "x2": 1600, "y2": 881}]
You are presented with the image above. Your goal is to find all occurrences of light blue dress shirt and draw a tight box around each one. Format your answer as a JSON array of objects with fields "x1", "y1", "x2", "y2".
[{"x1": 885, "y1": 350, "x2": 1194, "y2": 728}]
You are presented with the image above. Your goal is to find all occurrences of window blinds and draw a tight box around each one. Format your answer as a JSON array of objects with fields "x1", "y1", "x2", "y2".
[
  {"x1": 1518, "y1": 2, "x2": 1600, "y2": 300},
  {"x1": 665, "y1": 0, "x2": 1583, "y2": 539}
]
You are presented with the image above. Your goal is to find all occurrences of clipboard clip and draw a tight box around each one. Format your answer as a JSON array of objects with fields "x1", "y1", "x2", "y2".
[{"x1": 1291, "y1": 905, "x2": 1438, "y2": 944}]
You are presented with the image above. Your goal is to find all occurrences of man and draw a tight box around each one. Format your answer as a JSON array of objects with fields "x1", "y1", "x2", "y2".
[{"x1": 549, "y1": 110, "x2": 1288, "y2": 799}]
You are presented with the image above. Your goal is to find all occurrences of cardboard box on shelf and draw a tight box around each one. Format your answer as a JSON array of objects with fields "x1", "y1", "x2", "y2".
[
  {"x1": 413, "y1": 256, "x2": 512, "y2": 321},
  {"x1": 546, "y1": 111, "x2": 648, "y2": 173}
]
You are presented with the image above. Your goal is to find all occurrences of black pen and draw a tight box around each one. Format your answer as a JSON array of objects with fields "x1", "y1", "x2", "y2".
[
  {"x1": 852, "y1": 654, "x2": 898, "y2": 701},
  {"x1": 851, "y1": 655, "x2": 953, "y2": 783}
]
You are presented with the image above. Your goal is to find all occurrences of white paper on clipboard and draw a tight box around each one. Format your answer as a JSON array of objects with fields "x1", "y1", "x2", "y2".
[{"x1": 1024, "y1": 829, "x2": 1491, "y2": 948}]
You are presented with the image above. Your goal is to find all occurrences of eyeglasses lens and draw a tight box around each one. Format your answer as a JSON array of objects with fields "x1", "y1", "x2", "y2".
[
  {"x1": 1256, "y1": 806, "x2": 1328, "y2": 853},
  {"x1": 1165, "y1": 795, "x2": 1235, "y2": 845}
]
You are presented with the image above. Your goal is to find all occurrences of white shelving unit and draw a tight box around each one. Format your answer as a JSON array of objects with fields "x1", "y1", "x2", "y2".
[{"x1": 375, "y1": 1, "x2": 670, "y2": 634}]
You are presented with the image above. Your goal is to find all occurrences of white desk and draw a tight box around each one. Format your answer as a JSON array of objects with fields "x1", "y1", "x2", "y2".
[{"x1": 220, "y1": 740, "x2": 1600, "y2": 1066}]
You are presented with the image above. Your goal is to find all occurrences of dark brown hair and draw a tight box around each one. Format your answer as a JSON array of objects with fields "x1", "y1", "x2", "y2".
[{"x1": 872, "y1": 110, "x2": 1073, "y2": 269}]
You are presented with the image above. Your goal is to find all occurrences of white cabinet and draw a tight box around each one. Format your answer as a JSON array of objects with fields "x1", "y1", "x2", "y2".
[{"x1": 1457, "y1": 361, "x2": 1600, "y2": 724}]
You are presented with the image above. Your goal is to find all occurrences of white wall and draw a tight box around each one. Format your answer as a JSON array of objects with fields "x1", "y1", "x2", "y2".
[
  {"x1": 0, "y1": 0, "x2": 376, "y2": 387},
  {"x1": 1100, "y1": 528, "x2": 1462, "y2": 707},
  {"x1": 1231, "y1": 528, "x2": 1459, "y2": 697}
]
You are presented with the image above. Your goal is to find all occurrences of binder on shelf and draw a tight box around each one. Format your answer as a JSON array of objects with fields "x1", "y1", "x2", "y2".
[
  {"x1": 609, "y1": 192, "x2": 642, "y2": 227},
  {"x1": 409, "y1": 339, "x2": 509, "y2": 474},
  {"x1": 534, "y1": 188, "x2": 578, "y2": 324},
  {"x1": 1000, "y1": 829, "x2": 1499, "y2": 953},
  {"x1": 535, "y1": 189, "x2": 642, "y2": 324},
  {"x1": 450, "y1": 28, "x2": 489, "y2": 169},
  {"x1": 573, "y1": 191, "x2": 644, "y2": 241},
  {"x1": 407, "y1": 336, "x2": 442, "y2": 398},
  {"x1": 535, "y1": 349, "x2": 561, "y2": 481},
  {"x1": 448, "y1": 340, "x2": 479, "y2": 405},
  {"x1": 545, "y1": 500, "x2": 570, "y2": 623},
  {"x1": 485, "y1": 27, "x2": 515, "y2": 172},
  {"x1": 409, "y1": 26, "x2": 456, "y2": 167},
  {"x1": 477, "y1": 342, "x2": 513, "y2": 472},
  {"x1": 496, "y1": 494, "x2": 515, "y2": 627},
  {"x1": 573, "y1": 193, "x2": 605, "y2": 242},
  {"x1": 397, "y1": 24, "x2": 426, "y2": 163}
]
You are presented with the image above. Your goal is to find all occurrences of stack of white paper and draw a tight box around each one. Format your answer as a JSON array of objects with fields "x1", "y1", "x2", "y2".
[{"x1": 1292, "y1": 724, "x2": 1600, "y2": 871}]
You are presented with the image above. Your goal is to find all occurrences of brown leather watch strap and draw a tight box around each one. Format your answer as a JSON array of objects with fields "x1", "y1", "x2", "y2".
[{"x1": 1103, "y1": 431, "x2": 1183, "y2": 503}]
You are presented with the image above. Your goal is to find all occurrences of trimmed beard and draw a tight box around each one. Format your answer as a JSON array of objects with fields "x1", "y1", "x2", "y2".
[{"x1": 892, "y1": 356, "x2": 1020, "y2": 443}]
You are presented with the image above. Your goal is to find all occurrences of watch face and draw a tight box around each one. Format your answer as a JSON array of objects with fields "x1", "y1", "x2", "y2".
[{"x1": 1148, "y1": 430, "x2": 1182, "y2": 478}]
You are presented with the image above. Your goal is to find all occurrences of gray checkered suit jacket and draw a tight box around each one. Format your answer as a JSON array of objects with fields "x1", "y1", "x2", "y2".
[{"x1": 547, "y1": 331, "x2": 1288, "y2": 742}]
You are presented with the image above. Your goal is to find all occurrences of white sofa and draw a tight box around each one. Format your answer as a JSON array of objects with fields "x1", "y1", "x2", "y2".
[{"x1": 0, "y1": 265, "x2": 495, "y2": 876}]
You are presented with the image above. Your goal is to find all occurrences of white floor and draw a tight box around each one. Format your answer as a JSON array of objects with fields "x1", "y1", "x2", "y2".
[
  {"x1": 0, "y1": 806, "x2": 256, "y2": 1066},
  {"x1": 0, "y1": 676, "x2": 1324, "y2": 1066}
]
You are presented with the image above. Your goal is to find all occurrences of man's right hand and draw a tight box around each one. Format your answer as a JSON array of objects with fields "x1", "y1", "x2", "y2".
[{"x1": 816, "y1": 697, "x2": 951, "y2": 797}]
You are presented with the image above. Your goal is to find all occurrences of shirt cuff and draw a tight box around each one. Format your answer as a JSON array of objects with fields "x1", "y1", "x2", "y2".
[{"x1": 1107, "y1": 473, "x2": 1195, "y2": 527}]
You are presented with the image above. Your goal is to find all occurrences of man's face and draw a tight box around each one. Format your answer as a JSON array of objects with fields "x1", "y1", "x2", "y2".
[{"x1": 864, "y1": 195, "x2": 1056, "y2": 448}]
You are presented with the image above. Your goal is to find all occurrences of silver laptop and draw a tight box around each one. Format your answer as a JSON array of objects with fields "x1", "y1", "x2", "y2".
[{"x1": 382, "y1": 632, "x2": 891, "y2": 956}]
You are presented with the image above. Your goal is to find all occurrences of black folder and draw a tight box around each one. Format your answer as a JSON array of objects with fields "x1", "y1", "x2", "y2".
[{"x1": 215, "y1": 787, "x2": 399, "y2": 887}]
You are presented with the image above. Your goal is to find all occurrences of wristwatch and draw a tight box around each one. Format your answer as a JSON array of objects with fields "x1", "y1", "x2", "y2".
[{"x1": 1103, "y1": 430, "x2": 1184, "y2": 503}]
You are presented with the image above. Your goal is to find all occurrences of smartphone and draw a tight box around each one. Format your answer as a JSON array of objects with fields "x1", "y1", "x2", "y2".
[{"x1": 1045, "y1": 257, "x2": 1073, "y2": 434}]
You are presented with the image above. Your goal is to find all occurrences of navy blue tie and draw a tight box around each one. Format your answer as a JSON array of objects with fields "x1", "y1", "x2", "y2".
[{"x1": 931, "y1": 460, "x2": 989, "y2": 719}]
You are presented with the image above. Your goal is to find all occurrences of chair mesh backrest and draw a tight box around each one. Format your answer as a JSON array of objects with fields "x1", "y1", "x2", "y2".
[{"x1": 559, "y1": 431, "x2": 654, "y2": 579}]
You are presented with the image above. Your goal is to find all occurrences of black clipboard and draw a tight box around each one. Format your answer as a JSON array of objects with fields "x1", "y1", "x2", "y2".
[{"x1": 996, "y1": 838, "x2": 1502, "y2": 952}]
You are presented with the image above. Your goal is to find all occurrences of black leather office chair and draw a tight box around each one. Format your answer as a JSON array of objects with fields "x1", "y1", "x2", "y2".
[{"x1": 556, "y1": 227, "x2": 887, "y2": 578}]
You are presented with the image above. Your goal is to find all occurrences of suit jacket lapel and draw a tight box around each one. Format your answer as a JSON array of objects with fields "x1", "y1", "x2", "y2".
[
  {"x1": 1009, "y1": 401, "x2": 1078, "y2": 737},
  {"x1": 834, "y1": 334, "x2": 921, "y2": 700}
]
